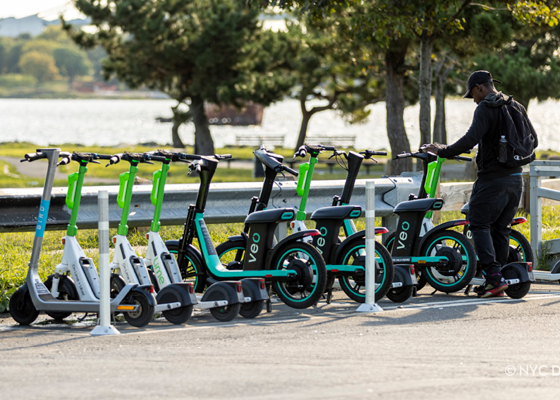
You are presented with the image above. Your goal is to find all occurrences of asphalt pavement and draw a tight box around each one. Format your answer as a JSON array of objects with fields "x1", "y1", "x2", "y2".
[{"x1": 2, "y1": 283, "x2": 560, "y2": 400}]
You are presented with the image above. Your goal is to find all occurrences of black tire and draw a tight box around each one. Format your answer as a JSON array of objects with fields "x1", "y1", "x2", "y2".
[
  {"x1": 239, "y1": 300, "x2": 264, "y2": 319},
  {"x1": 110, "y1": 273, "x2": 126, "y2": 296},
  {"x1": 216, "y1": 239, "x2": 246, "y2": 271},
  {"x1": 503, "y1": 265, "x2": 531, "y2": 299},
  {"x1": 210, "y1": 303, "x2": 242, "y2": 322},
  {"x1": 508, "y1": 229, "x2": 533, "y2": 264},
  {"x1": 158, "y1": 287, "x2": 193, "y2": 325},
  {"x1": 167, "y1": 243, "x2": 207, "y2": 292},
  {"x1": 386, "y1": 267, "x2": 414, "y2": 303},
  {"x1": 385, "y1": 231, "x2": 428, "y2": 290},
  {"x1": 43, "y1": 275, "x2": 78, "y2": 320},
  {"x1": 9, "y1": 286, "x2": 39, "y2": 325},
  {"x1": 123, "y1": 290, "x2": 154, "y2": 328},
  {"x1": 420, "y1": 230, "x2": 477, "y2": 293},
  {"x1": 337, "y1": 240, "x2": 394, "y2": 303},
  {"x1": 270, "y1": 242, "x2": 327, "y2": 309}
]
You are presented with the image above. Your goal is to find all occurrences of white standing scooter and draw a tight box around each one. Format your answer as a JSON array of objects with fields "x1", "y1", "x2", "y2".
[
  {"x1": 109, "y1": 151, "x2": 248, "y2": 322},
  {"x1": 10, "y1": 150, "x2": 155, "y2": 327}
]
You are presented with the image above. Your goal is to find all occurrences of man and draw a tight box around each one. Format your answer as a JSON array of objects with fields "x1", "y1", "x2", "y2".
[{"x1": 424, "y1": 70, "x2": 538, "y2": 298}]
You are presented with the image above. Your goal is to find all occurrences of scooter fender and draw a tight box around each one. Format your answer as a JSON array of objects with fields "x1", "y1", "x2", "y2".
[
  {"x1": 131, "y1": 286, "x2": 157, "y2": 308},
  {"x1": 501, "y1": 262, "x2": 534, "y2": 283},
  {"x1": 225, "y1": 234, "x2": 248, "y2": 244},
  {"x1": 267, "y1": 229, "x2": 320, "y2": 266},
  {"x1": 342, "y1": 228, "x2": 388, "y2": 244},
  {"x1": 201, "y1": 281, "x2": 244, "y2": 305},
  {"x1": 239, "y1": 278, "x2": 268, "y2": 302},
  {"x1": 157, "y1": 283, "x2": 198, "y2": 306},
  {"x1": 394, "y1": 264, "x2": 416, "y2": 287},
  {"x1": 416, "y1": 221, "x2": 469, "y2": 253}
]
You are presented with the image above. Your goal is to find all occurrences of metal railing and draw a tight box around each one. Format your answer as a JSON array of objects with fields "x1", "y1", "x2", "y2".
[
  {"x1": 0, "y1": 176, "x2": 422, "y2": 233},
  {"x1": 529, "y1": 160, "x2": 560, "y2": 262}
]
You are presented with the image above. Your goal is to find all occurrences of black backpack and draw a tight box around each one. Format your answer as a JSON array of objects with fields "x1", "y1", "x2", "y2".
[{"x1": 498, "y1": 102, "x2": 537, "y2": 168}]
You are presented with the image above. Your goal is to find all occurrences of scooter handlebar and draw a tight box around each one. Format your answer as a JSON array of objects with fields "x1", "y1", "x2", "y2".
[
  {"x1": 293, "y1": 146, "x2": 307, "y2": 159},
  {"x1": 280, "y1": 165, "x2": 298, "y2": 176},
  {"x1": 361, "y1": 150, "x2": 387, "y2": 159},
  {"x1": 455, "y1": 155, "x2": 472, "y2": 162}
]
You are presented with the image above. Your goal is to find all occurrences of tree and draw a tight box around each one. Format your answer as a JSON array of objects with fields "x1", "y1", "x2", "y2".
[
  {"x1": 64, "y1": 0, "x2": 295, "y2": 154},
  {"x1": 18, "y1": 51, "x2": 59, "y2": 85},
  {"x1": 285, "y1": 17, "x2": 385, "y2": 150},
  {"x1": 53, "y1": 46, "x2": 91, "y2": 88}
]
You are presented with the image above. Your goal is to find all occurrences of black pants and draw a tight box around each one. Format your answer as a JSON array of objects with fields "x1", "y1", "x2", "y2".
[{"x1": 467, "y1": 175, "x2": 523, "y2": 277}]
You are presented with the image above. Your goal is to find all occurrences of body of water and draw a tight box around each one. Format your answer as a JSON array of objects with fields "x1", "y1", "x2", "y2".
[{"x1": 0, "y1": 98, "x2": 557, "y2": 151}]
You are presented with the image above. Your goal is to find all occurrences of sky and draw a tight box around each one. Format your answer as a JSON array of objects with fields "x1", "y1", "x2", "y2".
[{"x1": 0, "y1": 0, "x2": 82, "y2": 20}]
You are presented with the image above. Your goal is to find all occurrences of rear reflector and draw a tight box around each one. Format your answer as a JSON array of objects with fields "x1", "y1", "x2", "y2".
[
  {"x1": 236, "y1": 283, "x2": 242, "y2": 293},
  {"x1": 375, "y1": 227, "x2": 389, "y2": 235},
  {"x1": 117, "y1": 305, "x2": 135, "y2": 311},
  {"x1": 259, "y1": 279, "x2": 265, "y2": 290},
  {"x1": 112, "y1": 237, "x2": 117, "y2": 244},
  {"x1": 290, "y1": 221, "x2": 295, "y2": 228},
  {"x1": 61, "y1": 238, "x2": 65, "y2": 245},
  {"x1": 410, "y1": 266, "x2": 415, "y2": 275},
  {"x1": 453, "y1": 221, "x2": 469, "y2": 226},
  {"x1": 150, "y1": 285, "x2": 154, "y2": 293},
  {"x1": 331, "y1": 269, "x2": 339, "y2": 273},
  {"x1": 188, "y1": 283, "x2": 194, "y2": 294},
  {"x1": 302, "y1": 231, "x2": 320, "y2": 237},
  {"x1": 512, "y1": 217, "x2": 528, "y2": 225},
  {"x1": 527, "y1": 262, "x2": 533, "y2": 272},
  {"x1": 265, "y1": 274, "x2": 273, "y2": 278}
]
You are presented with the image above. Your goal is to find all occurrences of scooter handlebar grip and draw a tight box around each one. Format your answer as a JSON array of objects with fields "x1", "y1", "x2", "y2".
[
  {"x1": 455, "y1": 155, "x2": 472, "y2": 162},
  {"x1": 282, "y1": 165, "x2": 298, "y2": 176}
]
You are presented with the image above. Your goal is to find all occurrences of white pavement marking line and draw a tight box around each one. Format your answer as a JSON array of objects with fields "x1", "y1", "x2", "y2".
[{"x1": 2, "y1": 293, "x2": 560, "y2": 335}]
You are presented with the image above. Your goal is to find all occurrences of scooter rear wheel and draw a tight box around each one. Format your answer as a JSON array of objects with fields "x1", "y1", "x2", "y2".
[
  {"x1": 210, "y1": 303, "x2": 242, "y2": 322},
  {"x1": 386, "y1": 267, "x2": 414, "y2": 303},
  {"x1": 9, "y1": 286, "x2": 39, "y2": 326},
  {"x1": 158, "y1": 287, "x2": 193, "y2": 325},
  {"x1": 123, "y1": 291, "x2": 154, "y2": 328},
  {"x1": 503, "y1": 265, "x2": 531, "y2": 299},
  {"x1": 239, "y1": 300, "x2": 264, "y2": 319},
  {"x1": 43, "y1": 275, "x2": 78, "y2": 320}
]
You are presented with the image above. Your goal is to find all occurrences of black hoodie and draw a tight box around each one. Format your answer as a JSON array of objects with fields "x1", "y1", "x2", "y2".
[{"x1": 438, "y1": 92, "x2": 537, "y2": 180}]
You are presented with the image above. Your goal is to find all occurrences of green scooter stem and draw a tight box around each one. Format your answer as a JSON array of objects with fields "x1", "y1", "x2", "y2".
[
  {"x1": 296, "y1": 156, "x2": 317, "y2": 221},
  {"x1": 66, "y1": 163, "x2": 88, "y2": 237},
  {"x1": 117, "y1": 164, "x2": 139, "y2": 236},
  {"x1": 150, "y1": 162, "x2": 170, "y2": 232},
  {"x1": 424, "y1": 157, "x2": 445, "y2": 219}
]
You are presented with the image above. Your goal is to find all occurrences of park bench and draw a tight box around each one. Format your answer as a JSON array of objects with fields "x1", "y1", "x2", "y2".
[
  {"x1": 306, "y1": 134, "x2": 357, "y2": 148},
  {"x1": 235, "y1": 134, "x2": 285, "y2": 148}
]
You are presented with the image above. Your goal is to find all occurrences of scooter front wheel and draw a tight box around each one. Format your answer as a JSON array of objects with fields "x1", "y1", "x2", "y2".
[
  {"x1": 420, "y1": 230, "x2": 476, "y2": 293},
  {"x1": 337, "y1": 239, "x2": 394, "y2": 303},
  {"x1": 44, "y1": 274, "x2": 78, "y2": 320},
  {"x1": 123, "y1": 291, "x2": 154, "y2": 328},
  {"x1": 9, "y1": 285, "x2": 39, "y2": 326},
  {"x1": 271, "y1": 242, "x2": 327, "y2": 309}
]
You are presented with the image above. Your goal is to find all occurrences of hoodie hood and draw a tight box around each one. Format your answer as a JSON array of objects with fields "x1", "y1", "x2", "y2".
[{"x1": 479, "y1": 91, "x2": 513, "y2": 108}]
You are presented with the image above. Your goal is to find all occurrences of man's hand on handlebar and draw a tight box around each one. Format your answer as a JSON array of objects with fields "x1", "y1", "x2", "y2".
[{"x1": 421, "y1": 143, "x2": 447, "y2": 156}]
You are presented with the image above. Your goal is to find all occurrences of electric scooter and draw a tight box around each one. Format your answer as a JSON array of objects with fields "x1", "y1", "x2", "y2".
[
  {"x1": 287, "y1": 144, "x2": 397, "y2": 303},
  {"x1": 105, "y1": 152, "x2": 199, "y2": 324},
  {"x1": 164, "y1": 152, "x2": 328, "y2": 310},
  {"x1": 388, "y1": 148, "x2": 533, "y2": 298},
  {"x1": 9, "y1": 150, "x2": 155, "y2": 327},
  {"x1": 138, "y1": 150, "x2": 262, "y2": 321}
]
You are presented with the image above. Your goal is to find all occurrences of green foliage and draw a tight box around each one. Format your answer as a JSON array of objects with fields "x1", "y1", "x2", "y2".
[
  {"x1": 0, "y1": 73, "x2": 37, "y2": 89},
  {"x1": 18, "y1": 51, "x2": 59, "y2": 84},
  {"x1": 65, "y1": 0, "x2": 296, "y2": 153},
  {"x1": 53, "y1": 46, "x2": 92, "y2": 84}
]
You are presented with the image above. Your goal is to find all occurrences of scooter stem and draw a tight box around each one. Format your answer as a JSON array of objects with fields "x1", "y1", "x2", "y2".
[{"x1": 117, "y1": 165, "x2": 139, "y2": 235}]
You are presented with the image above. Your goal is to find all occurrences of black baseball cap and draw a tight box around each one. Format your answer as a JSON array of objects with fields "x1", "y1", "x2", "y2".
[{"x1": 463, "y1": 70, "x2": 502, "y2": 98}]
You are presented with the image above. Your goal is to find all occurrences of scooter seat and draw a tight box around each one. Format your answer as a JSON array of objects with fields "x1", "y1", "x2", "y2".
[
  {"x1": 244, "y1": 208, "x2": 295, "y2": 224},
  {"x1": 311, "y1": 205, "x2": 362, "y2": 220},
  {"x1": 460, "y1": 202, "x2": 469, "y2": 215},
  {"x1": 393, "y1": 198, "x2": 444, "y2": 214}
]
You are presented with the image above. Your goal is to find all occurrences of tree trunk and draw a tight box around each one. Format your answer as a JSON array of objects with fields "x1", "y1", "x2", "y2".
[
  {"x1": 171, "y1": 120, "x2": 185, "y2": 148},
  {"x1": 295, "y1": 111, "x2": 312, "y2": 151},
  {"x1": 190, "y1": 95, "x2": 215, "y2": 155},
  {"x1": 433, "y1": 72, "x2": 447, "y2": 145},
  {"x1": 385, "y1": 39, "x2": 412, "y2": 176},
  {"x1": 418, "y1": 32, "x2": 433, "y2": 147}
]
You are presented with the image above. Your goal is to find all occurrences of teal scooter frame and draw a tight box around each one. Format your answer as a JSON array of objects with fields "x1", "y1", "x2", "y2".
[{"x1": 165, "y1": 151, "x2": 328, "y2": 310}]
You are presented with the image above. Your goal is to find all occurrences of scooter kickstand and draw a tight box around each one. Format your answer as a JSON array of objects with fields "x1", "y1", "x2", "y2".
[
  {"x1": 326, "y1": 288, "x2": 333, "y2": 304},
  {"x1": 266, "y1": 298, "x2": 272, "y2": 313}
]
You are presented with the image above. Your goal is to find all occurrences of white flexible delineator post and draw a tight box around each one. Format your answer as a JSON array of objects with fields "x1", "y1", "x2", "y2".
[
  {"x1": 357, "y1": 181, "x2": 383, "y2": 313},
  {"x1": 91, "y1": 190, "x2": 120, "y2": 336}
]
